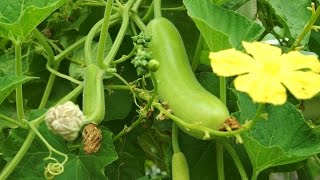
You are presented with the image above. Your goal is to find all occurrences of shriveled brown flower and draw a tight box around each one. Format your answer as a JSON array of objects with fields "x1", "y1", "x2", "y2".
[{"x1": 82, "y1": 123, "x2": 102, "y2": 154}]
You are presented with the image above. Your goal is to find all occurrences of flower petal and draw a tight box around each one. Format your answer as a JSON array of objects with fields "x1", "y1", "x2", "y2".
[
  {"x1": 234, "y1": 73, "x2": 287, "y2": 105},
  {"x1": 242, "y1": 41, "x2": 282, "y2": 62},
  {"x1": 281, "y1": 51, "x2": 320, "y2": 72},
  {"x1": 209, "y1": 49, "x2": 255, "y2": 77},
  {"x1": 282, "y1": 71, "x2": 320, "y2": 99}
]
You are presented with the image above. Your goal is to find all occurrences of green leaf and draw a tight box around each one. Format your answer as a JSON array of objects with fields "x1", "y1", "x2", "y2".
[
  {"x1": 105, "y1": 90, "x2": 133, "y2": 121},
  {"x1": 235, "y1": 91, "x2": 320, "y2": 177},
  {"x1": 0, "y1": 0, "x2": 66, "y2": 39},
  {"x1": 183, "y1": 0, "x2": 264, "y2": 51},
  {"x1": 0, "y1": 75, "x2": 37, "y2": 104},
  {"x1": 263, "y1": 0, "x2": 311, "y2": 45},
  {"x1": 2, "y1": 109, "x2": 118, "y2": 179},
  {"x1": 196, "y1": 72, "x2": 220, "y2": 97}
]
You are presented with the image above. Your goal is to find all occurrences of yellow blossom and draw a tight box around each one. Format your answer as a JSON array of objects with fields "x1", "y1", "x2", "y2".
[{"x1": 209, "y1": 41, "x2": 320, "y2": 105}]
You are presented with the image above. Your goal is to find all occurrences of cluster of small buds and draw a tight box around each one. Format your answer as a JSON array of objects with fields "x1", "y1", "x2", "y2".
[
  {"x1": 131, "y1": 48, "x2": 153, "y2": 76},
  {"x1": 131, "y1": 32, "x2": 151, "y2": 48},
  {"x1": 45, "y1": 101, "x2": 84, "y2": 141},
  {"x1": 131, "y1": 32, "x2": 158, "y2": 76}
]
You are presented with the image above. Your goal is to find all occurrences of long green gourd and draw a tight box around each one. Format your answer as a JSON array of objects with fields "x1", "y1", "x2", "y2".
[
  {"x1": 146, "y1": 18, "x2": 230, "y2": 139},
  {"x1": 83, "y1": 64, "x2": 105, "y2": 124}
]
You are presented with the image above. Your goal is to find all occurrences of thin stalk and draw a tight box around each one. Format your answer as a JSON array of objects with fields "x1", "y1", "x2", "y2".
[
  {"x1": 0, "y1": 114, "x2": 28, "y2": 129},
  {"x1": 104, "y1": 7, "x2": 130, "y2": 68},
  {"x1": 130, "y1": 12, "x2": 147, "y2": 31},
  {"x1": 191, "y1": 35, "x2": 203, "y2": 72},
  {"x1": 97, "y1": 0, "x2": 114, "y2": 68},
  {"x1": 14, "y1": 40, "x2": 24, "y2": 121},
  {"x1": 172, "y1": 123, "x2": 180, "y2": 153},
  {"x1": 289, "y1": 3, "x2": 320, "y2": 51},
  {"x1": 220, "y1": 77, "x2": 227, "y2": 105},
  {"x1": 113, "y1": 73, "x2": 158, "y2": 141},
  {"x1": 216, "y1": 138, "x2": 225, "y2": 180},
  {"x1": 223, "y1": 141, "x2": 248, "y2": 180},
  {"x1": 33, "y1": 29, "x2": 54, "y2": 65},
  {"x1": 38, "y1": 63, "x2": 60, "y2": 109},
  {"x1": 46, "y1": 64, "x2": 82, "y2": 84},
  {"x1": 112, "y1": 45, "x2": 138, "y2": 64},
  {"x1": 105, "y1": 84, "x2": 131, "y2": 90},
  {"x1": 151, "y1": 103, "x2": 264, "y2": 138},
  {"x1": 29, "y1": 122, "x2": 68, "y2": 164},
  {"x1": 154, "y1": 0, "x2": 162, "y2": 18}
]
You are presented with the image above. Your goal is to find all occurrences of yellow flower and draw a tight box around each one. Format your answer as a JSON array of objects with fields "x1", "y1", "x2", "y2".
[{"x1": 209, "y1": 41, "x2": 320, "y2": 105}]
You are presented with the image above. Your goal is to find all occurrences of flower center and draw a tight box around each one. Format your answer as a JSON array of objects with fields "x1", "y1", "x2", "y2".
[{"x1": 260, "y1": 60, "x2": 281, "y2": 76}]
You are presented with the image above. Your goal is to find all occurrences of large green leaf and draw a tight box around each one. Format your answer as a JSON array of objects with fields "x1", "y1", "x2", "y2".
[
  {"x1": 263, "y1": 0, "x2": 311, "y2": 45},
  {"x1": 2, "y1": 109, "x2": 118, "y2": 179},
  {"x1": 183, "y1": 0, "x2": 264, "y2": 51},
  {"x1": 235, "y1": 91, "x2": 320, "y2": 178},
  {"x1": 0, "y1": 0, "x2": 66, "y2": 39},
  {"x1": 0, "y1": 75, "x2": 37, "y2": 104}
]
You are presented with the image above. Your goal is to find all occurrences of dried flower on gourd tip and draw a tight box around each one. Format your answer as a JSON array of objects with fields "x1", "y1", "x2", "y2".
[
  {"x1": 82, "y1": 123, "x2": 102, "y2": 154},
  {"x1": 45, "y1": 101, "x2": 84, "y2": 141}
]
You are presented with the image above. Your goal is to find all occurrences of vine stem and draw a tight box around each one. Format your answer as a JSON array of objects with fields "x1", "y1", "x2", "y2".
[
  {"x1": 154, "y1": 0, "x2": 162, "y2": 18},
  {"x1": 130, "y1": 12, "x2": 147, "y2": 31},
  {"x1": 14, "y1": 39, "x2": 25, "y2": 121},
  {"x1": 103, "y1": 3, "x2": 130, "y2": 68},
  {"x1": 222, "y1": 141, "x2": 248, "y2": 180},
  {"x1": 112, "y1": 45, "x2": 138, "y2": 64},
  {"x1": 0, "y1": 114, "x2": 28, "y2": 129},
  {"x1": 97, "y1": 0, "x2": 113, "y2": 68},
  {"x1": 38, "y1": 63, "x2": 60, "y2": 109},
  {"x1": 289, "y1": 3, "x2": 320, "y2": 51},
  {"x1": 216, "y1": 138, "x2": 225, "y2": 180},
  {"x1": 172, "y1": 123, "x2": 181, "y2": 153},
  {"x1": 0, "y1": 84, "x2": 83, "y2": 179},
  {"x1": 151, "y1": 102, "x2": 265, "y2": 138}
]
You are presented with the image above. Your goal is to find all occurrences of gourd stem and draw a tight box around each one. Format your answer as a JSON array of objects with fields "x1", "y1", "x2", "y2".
[
  {"x1": 191, "y1": 34, "x2": 203, "y2": 72},
  {"x1": 85, "y1": 20, "x2": 103, "y2": 65},
  {"x1": 104, "y1": 6, "x2": 130, "y2": 68},
  {"x1": 223, "y1": 141, "x2": 248, "y2": 180},
  {"x1": 154, "y1": 0, "x2": 162, "y2": 18},
  {"x1": 172, "y1": 123, "x2": 181, "y2": 153},
  {"x1": 14, "y1": 39, "x2": 24, "y2": 121},
  {"x1": 130, "y1": 12, "x2": 147, "y2": 31},
  {"x1": 216, "y1": 138, "x2": 225, "y2": 180},
  {"x1": 142, "y1": 1, "x2": 154, "y2": 22},
  {"x1": 97, "y1": 0, "x2": 113, "y2": 68}
]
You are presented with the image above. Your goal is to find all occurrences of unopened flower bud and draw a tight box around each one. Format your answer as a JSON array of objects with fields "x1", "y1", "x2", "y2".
[{"x1": 45, "y1": 101, "x2": 84, "y2": 141}]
